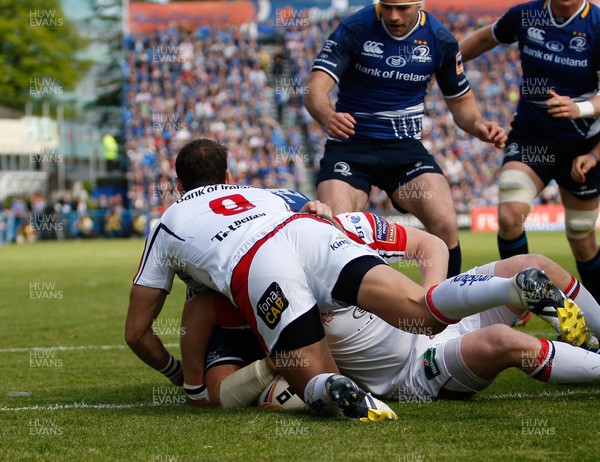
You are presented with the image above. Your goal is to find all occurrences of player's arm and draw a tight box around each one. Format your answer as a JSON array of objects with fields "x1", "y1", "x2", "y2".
[
  {"x1": 445, "y1": 90, "x2": 507, "y2": 149},
  {"x1": 180, "y1": 291, "x2": 215, "y2": 405},
  {"x1": 459, "y1": 24, "x2": 500, "y2": 62},
  {"x1": 332, "y1": 212, "x2": 445, "y2": 287},
  {"x1": 546, "y1": 91, "x2": 600, "y2": 119},
  {"x1": 402, "y1": 227, "x2": 449, "y2": 290},
  {"x1": 125, "y1": 284, "x2": 183, "y2": 385},
  {"x1": 305, "y1": 70, "x2": 356, "y2": 139},
  {"x1": 211, "y1": 358, "x2": 278, "y2": 408}
]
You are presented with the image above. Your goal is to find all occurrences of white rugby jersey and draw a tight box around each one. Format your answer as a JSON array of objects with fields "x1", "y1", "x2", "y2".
[
  {"x1": 323, "y1": 306, "x2": 431, "y2": 398},
  {"x1": 133, "y1": 185, "x2": 295, "y2": 296}
]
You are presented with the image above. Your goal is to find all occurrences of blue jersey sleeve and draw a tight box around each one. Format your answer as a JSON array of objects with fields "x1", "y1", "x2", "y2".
[
  {"x1": 493, "y1": 6, "x2": 521, "y2": 44},
  {"x1": 594, "y1": 21, "x2": 600, "y2": 73},
  {"x1": 268, "y1": 189, "x2": 311, "y2": 212},
  {"x1": 312, "y1": 18, "x2": 367, "y2": 83},
  {"x1": 433, "y1": 28, "x2": 470, "y2": 98}
]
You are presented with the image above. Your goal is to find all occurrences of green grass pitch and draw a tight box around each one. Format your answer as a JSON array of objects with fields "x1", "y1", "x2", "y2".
[{"x1": 1, "y1": 232, "x2": 599, "y2": 461}]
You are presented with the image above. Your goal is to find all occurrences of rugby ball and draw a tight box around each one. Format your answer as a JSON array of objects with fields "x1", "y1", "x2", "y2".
[{"x1": 257, "y1": 374, "x2": 306, "y2": 410}]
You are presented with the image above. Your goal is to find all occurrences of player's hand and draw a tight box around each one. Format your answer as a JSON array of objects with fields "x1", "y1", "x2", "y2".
[
  {"x1": 325, "y1": 112, "x2": 356, "y2": 139},
  {"x1": 474, "y1": 120, "x2": 506, "y2": 149},
  {"x1": 546, "y1": 90, "x2": 580, "y2": 119},
  {"x1": 571, "y1": 153, "x2": 598, "y2": 183},
  {"x1": 264, "y1": 357, "x2": 279, "y2": 374},
  {"x1": 299, "y1": 200, "x2": 332, "y2": 218}
]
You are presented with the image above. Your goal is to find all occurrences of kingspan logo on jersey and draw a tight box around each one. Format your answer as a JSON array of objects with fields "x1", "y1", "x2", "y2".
[
  {"x1": 334, "y1": 161, "x2": 352, "y2": 176},
  {"x1": 361, "y1": 41, "x2": 384, "y2": 58}
]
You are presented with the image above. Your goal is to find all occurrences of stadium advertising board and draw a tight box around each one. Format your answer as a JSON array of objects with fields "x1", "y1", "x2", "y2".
[
  {"x1": 128, "y1": 0, "x2": 546, "y2": 33},
  {"x1": 471, "y1": 205, "x2": 600, "y2": 232},
  {"x1": 128, "y1": 1, "x2": 257, "y2": 33}
]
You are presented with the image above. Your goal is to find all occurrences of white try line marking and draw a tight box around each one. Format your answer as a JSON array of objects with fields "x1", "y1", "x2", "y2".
[
  {"x1": 0, "y1": 401, "x2": 178, "y2": 412},
  {"x1": 480, "y1": 387, "x2": 600, "y2": 401},
  {"x1": 3, "y1": 388, "x2": 599, "y2": 412},
  {"x1": 0, "y1": 343, "x2": 179, "y2": 354}
]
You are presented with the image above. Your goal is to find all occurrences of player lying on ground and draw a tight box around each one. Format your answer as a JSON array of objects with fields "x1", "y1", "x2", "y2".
[
  {"x1": 178, "y1": 210, "x2": 600, "y2": 409},
  {"x1": 125, "y1": 139, "x2": 588, "y2": 421}
]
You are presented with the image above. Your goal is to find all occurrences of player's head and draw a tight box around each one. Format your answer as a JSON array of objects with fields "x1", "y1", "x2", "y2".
[
  {"x1": 175, "y1": 138, "x2": 228, "y2": 192},
  {"x1": 379, "y1": 1, "x2": 423, "y2": 37},
  {"x1": 550, "y1": 0, "x2": 584, "y2": 16}
]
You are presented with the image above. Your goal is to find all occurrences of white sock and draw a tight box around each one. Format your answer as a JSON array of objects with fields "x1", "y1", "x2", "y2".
[
  {"x1": 528, "y1": 339, "x2": 600, "y2": 383},
  {"x1": 303, "y1": 373, "x2": 342, "y2": 416},
  {"x1": 566, "y1": 277, "x2": 600, "y2": 337},
  {"x1": 426, "y1": 273, "x2": 523, "y2": 323}
]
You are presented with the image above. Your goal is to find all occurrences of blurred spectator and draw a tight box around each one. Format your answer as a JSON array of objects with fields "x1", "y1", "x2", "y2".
[{"x1": 103, "y1": 132, "x2": 120, "y2": 172}]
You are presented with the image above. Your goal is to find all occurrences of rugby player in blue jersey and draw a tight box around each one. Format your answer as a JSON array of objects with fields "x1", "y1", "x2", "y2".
[
  {"x1": 460, "y1": 0, "x2": 600, "y2": 302},
  {"x1": 305, "y1": 0, "x2": 507, "y2": 278}
]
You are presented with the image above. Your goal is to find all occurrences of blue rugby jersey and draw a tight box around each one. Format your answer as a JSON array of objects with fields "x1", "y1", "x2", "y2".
[
  {"x1": 493, "y1": 0, "x2": 600, "y2": 139},
  {"x1": 311, "y1": 5, "x2": 469, "y2": 141}
]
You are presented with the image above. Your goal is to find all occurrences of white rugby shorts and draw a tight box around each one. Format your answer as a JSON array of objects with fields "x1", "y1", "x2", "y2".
[{"x1": 230, "y1": 214, "x2": 382, "y2": 352}]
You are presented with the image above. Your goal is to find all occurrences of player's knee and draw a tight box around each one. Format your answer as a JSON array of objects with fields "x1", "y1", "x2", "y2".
[
  {"x1": 565, "y1": 208, "x2": 598, "y2": 240},
  {"x1": 425, "y1": 219, "x2": 457, "y2": 245},
  {"x1": 124, "y1": 326, "x2": 142, "y2": 347},
  {"x1": 498, "y1": 169, "x2": 537, "y2": 206},
  {"x1": 521, "y1": 254, "x2": 551, "y2": 273},
  {"x1": 483, "y1": 324, "x2": 520, "y2": 357},
  {"x1": 497, "y1": 205, "x2": 526, "y2": 233}
]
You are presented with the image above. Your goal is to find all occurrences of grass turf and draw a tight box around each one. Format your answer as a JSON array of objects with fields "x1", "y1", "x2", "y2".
[{"x1": 1, "y1": 232, "x2": 599, "y2": 461}]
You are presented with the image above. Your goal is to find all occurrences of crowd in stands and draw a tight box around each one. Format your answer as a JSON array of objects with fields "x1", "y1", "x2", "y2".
[
  {"x1": 122, "y1": 7, "x2": 561, "y2": 216},
  {"x1": 0, "y1": 192, "x2": 147, "y2": 244},
  {"x1": 1, "y1": 7, "x2": 564, "y2": 244}
]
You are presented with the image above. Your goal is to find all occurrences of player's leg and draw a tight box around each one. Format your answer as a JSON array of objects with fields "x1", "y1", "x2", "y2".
[
  {"x1": 347, "y1": 252, "x2": 573, "y2": 338},
  {"x1": 492, "y1": 254, "x2": 600, "y2": 342},
  {"x1": 560, "y1": 189, "x2": 600, "y2": 303},
  {"x1": 230, "y1": 226, "x2": 396, "y2": 420},
  {"x1": 273, "y1": 306, "x2": 397, "y2": 421},
  {"x1": 458, "y1": 325, "x2": 600, "y2": 386},
  {"x1": 316, "y1": 180, "x2": 369, "y2": 216},
  {"x1": 203, "y1": 327, "x2": 272, "y2": 408},
  {"x1": 391, "y1": 172, "x2": 461, "y2": 277},
  {"x1": 315, "y1": 140, "x2": 371, "y2": 215},
  {"x1": 497, "y1": 161, "x2": 544, "y2": 258}
]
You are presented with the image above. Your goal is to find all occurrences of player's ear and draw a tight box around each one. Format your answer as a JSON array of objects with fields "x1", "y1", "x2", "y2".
[
  {"x1": 175, "y1": 178, "x2": 185, "y2": 194},
  {"x1": 225, "y1": 170, "x2": 232, "y2": 184}
]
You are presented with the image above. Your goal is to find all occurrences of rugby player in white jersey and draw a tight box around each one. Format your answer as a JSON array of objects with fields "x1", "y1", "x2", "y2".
[
  {"x1": 180, "y1": 211, "x2": 600, "y2": 408},
  {"x1": 125, "y1": 139, "x2": 588, "y2": 419}
]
